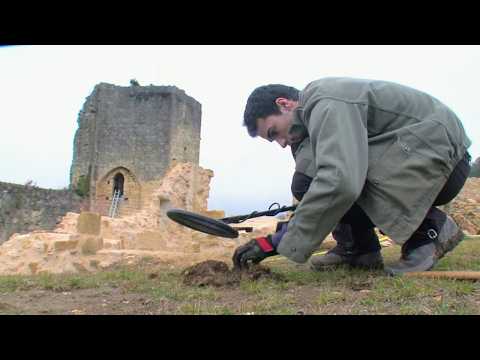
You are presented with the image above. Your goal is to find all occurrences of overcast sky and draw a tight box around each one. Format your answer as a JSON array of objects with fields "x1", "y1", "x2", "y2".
[{"x1": 1, "y1": 45, "x2": 479, "y2": 216}]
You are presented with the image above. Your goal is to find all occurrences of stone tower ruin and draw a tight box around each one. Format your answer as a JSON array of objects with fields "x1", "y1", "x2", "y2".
[{"x1": 70, "y1": 82, "x2": 201, "y2": 216}]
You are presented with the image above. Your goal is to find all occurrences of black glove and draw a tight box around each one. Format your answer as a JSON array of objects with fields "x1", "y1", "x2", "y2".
[{"x1": 232, "y1": 235, "x2": 277, "y2": 270}]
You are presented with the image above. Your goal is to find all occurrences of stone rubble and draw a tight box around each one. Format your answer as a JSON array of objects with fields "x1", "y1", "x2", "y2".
[{"x1": 0, "y1": 163, "x2": 277, "y2": 275}]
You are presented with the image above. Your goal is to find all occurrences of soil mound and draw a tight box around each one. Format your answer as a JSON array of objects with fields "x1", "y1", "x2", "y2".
[{"x1": 181, "y1": 260, "x2": 284, "y2": 287}]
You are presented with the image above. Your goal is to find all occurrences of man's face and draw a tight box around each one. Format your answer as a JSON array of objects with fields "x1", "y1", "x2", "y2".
[
  {"x1": 256, "y1": 113, "x2": 293, "y2": 148},
  {"x1": 255, "y1": 98, "x2": 298, "y2": 148}
]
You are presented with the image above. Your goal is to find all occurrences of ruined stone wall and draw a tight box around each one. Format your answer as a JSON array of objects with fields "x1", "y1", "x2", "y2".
[
  {"x1": 0, "y1": 181, "x2": 87, "y2": 244},
  {"x1": 168, "y1": 99, "x2": 201, "y2": 166},
  {"x1": 70, "y1": 83, "x2": 201, "y2": 215}
]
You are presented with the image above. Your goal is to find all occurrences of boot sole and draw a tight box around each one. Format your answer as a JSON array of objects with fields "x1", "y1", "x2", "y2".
[
  {"x1": 309, "y1": 254, "x2": 384, "y2": 271},
  {"x1": 385, "y1": 256, "x2": 435, "y2": 276},
  {"x1": 309, "y1": 263, "x2": 349, "y2": 272},
  {"x1": 310, "y1": 260, "x2": 384, "y2": 271},
  {"x1": 349, "y1": 262, "x2": 384, "y2": 270}
]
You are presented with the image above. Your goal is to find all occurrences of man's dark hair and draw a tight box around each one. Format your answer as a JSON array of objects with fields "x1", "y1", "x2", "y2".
[{"x1": 243, "y1": 84, "x2": 300, "y2": 137}]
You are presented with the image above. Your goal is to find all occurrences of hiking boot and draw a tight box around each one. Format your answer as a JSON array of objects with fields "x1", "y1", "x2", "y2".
[
  {"x1": 384, "y1": 243, "x2": 437, "y2": 276},
  {"x1": 309, "y1": 248, "x2": 350, "y2": 271},
  {"x1": 310, "y1": 222, "x2": 384, "y2": 271},
  {"x1": 349, "y1": 250, "x2": 384, "y2": 270},
  {"x1": 309, "y1": 248, "x2": 383, "y2": 271},
  {"x1": 309, "y1": 223, "x2": 356, "y2": 271},
  {"x1": 385, "y1": 212, "x2": 464, "y2": 276}
]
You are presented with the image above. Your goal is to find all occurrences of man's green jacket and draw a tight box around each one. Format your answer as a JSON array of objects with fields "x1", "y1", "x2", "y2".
[{"x1": 277, "y1": 77, "x2": 471, "y2": 263}]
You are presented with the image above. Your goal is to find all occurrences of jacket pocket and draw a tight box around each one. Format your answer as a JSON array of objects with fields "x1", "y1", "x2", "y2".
[{"x1": 367, "y1": 130, "x2": 448, "y2": 186}]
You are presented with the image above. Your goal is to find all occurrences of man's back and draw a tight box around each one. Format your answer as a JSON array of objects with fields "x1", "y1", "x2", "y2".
[
  {"x1": 300, "y1": 77, "x2": 467, "y2": 141},
  {"x1": 296, "y1": 77, "x2": 471, "y2": 171}
]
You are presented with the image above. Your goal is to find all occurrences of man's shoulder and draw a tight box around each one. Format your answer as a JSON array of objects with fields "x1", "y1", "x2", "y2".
[
  {"x1": 300, "y1": 77, "x2": 375, "y2": 107},
  {"x1": 303, "y1": 77, "x2": 374, "y2": 90}
]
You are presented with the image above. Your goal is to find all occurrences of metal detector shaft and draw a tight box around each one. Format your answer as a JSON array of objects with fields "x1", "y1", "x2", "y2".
[{"x1": 220, "y1": 205, "x2": 297, "y2": 224}]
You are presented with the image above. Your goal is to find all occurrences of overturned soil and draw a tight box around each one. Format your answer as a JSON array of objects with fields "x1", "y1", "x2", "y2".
[{"x1": 181, "y1": 260, "x2": 285, "y2": 287}]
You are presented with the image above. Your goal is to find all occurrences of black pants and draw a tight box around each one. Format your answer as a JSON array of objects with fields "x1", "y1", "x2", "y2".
[{"x1": 340, "y1": 151, "x2": 472, "y2": 252}]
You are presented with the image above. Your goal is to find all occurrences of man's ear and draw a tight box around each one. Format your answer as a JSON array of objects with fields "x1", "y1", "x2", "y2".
[{"x1": 275, "y1": 98, "x2": 290, "y2": 113}]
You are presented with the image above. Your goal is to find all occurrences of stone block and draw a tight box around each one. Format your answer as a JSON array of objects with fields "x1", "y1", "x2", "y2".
[
  {"x1": 54, "y1": 238, "x2": 79, "y2": 252},
  {"x1": 76, "y1": 212, "x2": 101, "y2": 235},
  {"x1": 100, "y1": 219, "x2": 114, "y2": 238},
  {"x1": 120, "y1": 233, "x2": 137, "y2": 250},
  {"x1": 76, "y1": 235, "x2": 104, "y2": 255},
  {"x1": 135, "y1": 231, "x2": 166, "y2": 251}
]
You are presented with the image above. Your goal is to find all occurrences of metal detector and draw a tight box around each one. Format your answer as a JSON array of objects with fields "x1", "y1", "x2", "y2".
[{"x1": 167, "y1": 203, "x2": 296, "y2": 238}]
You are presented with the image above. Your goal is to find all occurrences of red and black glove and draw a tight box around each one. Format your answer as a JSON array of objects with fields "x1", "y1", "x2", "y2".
[{"x1": 232, "y1": 235, "x2": 277, "y2": 270}]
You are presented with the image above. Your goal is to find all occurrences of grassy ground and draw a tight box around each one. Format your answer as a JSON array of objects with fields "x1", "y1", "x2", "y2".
[{"x1": 1, "y1": 235, "x2": 479, "y2": 315}]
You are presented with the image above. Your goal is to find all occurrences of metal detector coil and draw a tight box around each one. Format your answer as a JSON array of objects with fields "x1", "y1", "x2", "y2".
[
  {"x1": 166, "y1": 203, "x2": 297, "y2": 239},
  {"x1": 167, "y1": 209, "x2": 239, "y2": 238}
]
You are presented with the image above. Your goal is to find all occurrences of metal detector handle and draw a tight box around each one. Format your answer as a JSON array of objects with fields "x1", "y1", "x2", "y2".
[{"x1": 220, "y1": 205, "x2": 297, "y2": 224}]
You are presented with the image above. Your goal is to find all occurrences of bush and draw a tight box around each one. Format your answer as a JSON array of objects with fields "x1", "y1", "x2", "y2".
[{"x1": 75, "y1": 175, "x2": 90, "y2": 197}]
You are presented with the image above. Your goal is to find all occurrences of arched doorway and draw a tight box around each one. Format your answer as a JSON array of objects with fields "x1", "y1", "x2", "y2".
[
  {"x1": 113, "y1": 173, "x2": 124, "y2": 196},
  {"x1": 95, "y1": 167, "x2": 141, "y2": 216}
]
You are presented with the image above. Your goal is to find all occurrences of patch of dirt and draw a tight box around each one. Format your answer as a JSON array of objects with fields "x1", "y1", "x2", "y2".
[
  {"x1": 346, "y1": 276, "x2": 376, "y2": 291},
  {"x1": 0, "y1": 302, "x2": 18, "y2": 313},
  {"x1": 0, "y1": 287, "x2": 162, "y2": 315},
  {"x1": 181, "y1": 260, "x2": 285, "y2": 287}
]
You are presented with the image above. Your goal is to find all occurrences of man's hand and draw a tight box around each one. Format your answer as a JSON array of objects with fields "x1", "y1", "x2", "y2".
[{"x1": 232, "y1": 236, "x2": 277, "y2": 270}]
